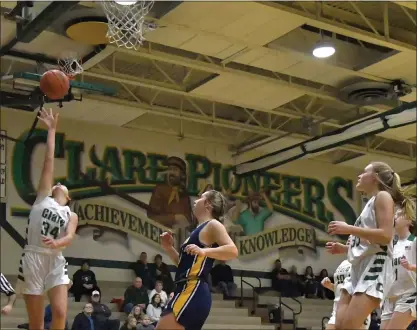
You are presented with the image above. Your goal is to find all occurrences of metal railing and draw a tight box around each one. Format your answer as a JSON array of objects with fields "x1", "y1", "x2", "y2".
[
  {"x1": 322, "y1": 316, "x2": 330, "y2": 330},
  {"x1": 239, "y1": 270, "x2": 261, "y2": 315},
  {"x1": 278, "y1": 295, "x2": 303, "y2": 330}
]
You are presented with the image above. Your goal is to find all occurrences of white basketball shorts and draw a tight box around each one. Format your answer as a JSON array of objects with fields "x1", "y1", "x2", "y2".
[
  {"x1": 343, "y1": 252, "x2": 393, "y2": 301},
  {"x1": 18, "y1": 246, "x2": 70, "y2": 295},
  {"x1": 328, "y1": 301, "x2": 371, "y2": 328},
  {"x1": 381, "y1": 292, "x2": 417, "y2": 321}
]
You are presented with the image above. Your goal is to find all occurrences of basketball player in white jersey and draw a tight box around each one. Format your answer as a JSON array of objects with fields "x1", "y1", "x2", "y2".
[
  {"x1": 20, "y1": 108, "x2": 78, "y2": 330},
  {"x1": 327, "y1": 162, "x2": 415, "y2": 330},
  {"x1": 322, "y1": 258, "x2": 371, "y2": 329},
  {"x1": 381, "y1": 209, "x2": 416, "y2": 330}
]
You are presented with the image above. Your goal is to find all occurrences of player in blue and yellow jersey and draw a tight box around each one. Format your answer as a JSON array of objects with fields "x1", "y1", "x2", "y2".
[{"x1": 157, "y1": 190, "x2": 238, "y2": 330}]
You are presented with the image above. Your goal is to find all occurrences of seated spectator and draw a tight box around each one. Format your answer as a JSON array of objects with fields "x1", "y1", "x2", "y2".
[
  {"x1": 90, "y1": 290, "x2": 120, "y2": 330},
  {"x1": 72, "y1": 303, "x2": 97, "y2": 330},
  {"x1": 120, "y1": 316, "x2": 137, "y2": 330},
  {"x1": 137, "y1": 315, "x2": 155, "y2": 330},
  {"x1": 316, "y1": 269, "x2": 334, "y2": 300},
  {"x1": 288, "y1": 265, "x2": 304, "y2": 297},
  {"x1": 148, "y1": 280, "x2": 168, "y2": 307},
  {"x1": 210, "y1": 260, "x2": 237, "y2": 297},
  {"x1": 369, "y1": 310, "x2": 381, "y2": 330},
  {"x1": 146, "y1": 293, "x2": 162, "y2": 326},
  {"x1": 270, "y1": 259, "x2": 297, "y2": 297},
  {"x1": 303, "y1": 266, "x2": 317, "y2": 298},
  {"x1": 123, "y1": 277, "x2": 149, "y2": 314},
  {"x1": 0, "y1": 273, "x2": 16, "y2": 315},
  {"x1": 149, "y1": 254, "x2": 174, "y2": 293},
  {"x1": 128, "y1": 305, "x2": 145, "y2": 323},
  {"x1": 71, "y1": 260, "x2": 100, "y2": 302},
  {"x1": 132, "y1": 252, "x2": 154, "y2": 290}
]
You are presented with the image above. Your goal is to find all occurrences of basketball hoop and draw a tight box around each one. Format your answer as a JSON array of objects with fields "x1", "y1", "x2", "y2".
[
  {"x1": 100, "y1": 0, "x2": 155, "y2": 50},
  {"x1": 58, "y1": 51, "x2": 83, "y2": 79}
]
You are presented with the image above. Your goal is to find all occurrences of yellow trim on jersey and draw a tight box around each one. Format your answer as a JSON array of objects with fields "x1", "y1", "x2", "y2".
[
  {"x1": 173, "y1": 279, "x2": 199, "y2": 317},
  {"x1": 189, "y1": 255, "x2": 206, "y2": 277}
]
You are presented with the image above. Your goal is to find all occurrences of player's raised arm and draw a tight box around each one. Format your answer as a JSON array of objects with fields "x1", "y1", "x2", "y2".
[
  {"x1": 201, "y1": 220, "x2": 238, "y2": 260},
  {"x1": 36, "y1": 108, "x2": 59, "y2": 202}
]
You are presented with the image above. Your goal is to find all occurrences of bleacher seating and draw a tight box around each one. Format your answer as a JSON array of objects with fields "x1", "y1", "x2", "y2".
[{"x1": 1, "y1": 281, "x2": 276, "y2": 330}]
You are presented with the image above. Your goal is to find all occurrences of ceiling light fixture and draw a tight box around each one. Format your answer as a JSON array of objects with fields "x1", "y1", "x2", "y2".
[
  {"x1": 312, "y1": 40, "x2": 336, "y2": 58},
  {"x1": 115, "y1": 1, "x2": 137, "y2": 5}
]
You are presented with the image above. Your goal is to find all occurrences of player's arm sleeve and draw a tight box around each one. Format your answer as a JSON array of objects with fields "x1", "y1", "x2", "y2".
[{"x1": 0, "y1": 273, "x2": 15, "y2": 296}]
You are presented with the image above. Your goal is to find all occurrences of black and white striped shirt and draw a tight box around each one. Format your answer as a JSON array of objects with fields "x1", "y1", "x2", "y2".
[{"x1": 0, "y1": 273, "x2": 15, "y2": 296}]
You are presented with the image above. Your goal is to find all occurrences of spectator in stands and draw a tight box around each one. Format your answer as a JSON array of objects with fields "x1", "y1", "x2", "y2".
[
  {"x1": 128, "y1": 305, "x2": 145, "y2": 323},
  {"x1": 146, "y1": 293, "x2": 162, "y2": 326},
  {"x1": 148, "y1": 280, "x2": 168, "y2": 307},
  {"x1": 137, "y1": 315, "x2": 155, "y2": 330},
  {"x1": 210, "y1": 260, "x2": 237, "y2": 297},
  {"x1": 0, "y1": 273, "x2": 16, "y2": 315},
  {"x1": 288, "y1": 265, "x2": 304, "y2": 297},
  {"x1": 303, "y1": 266, "x2": 317, "y2": 298},
  {"x1": 369, "y1": 310, "x2": 381, "y2": 330},
  {"x1": 71, "y1": 260, "x2": 101, "y2": 302},
  {"x1": 123, "y1": 277, "x2": 149, "y2": 314},
  {"x1": 132, "y1": 252, "x2": 154, "y2": 290},
  {"x1": 120, "y1": 315, "x2": 137, "y2": 330},
  {"x1": 316, "y1": 269, "x2": 334, "y2": 300},
  {"x1": 270, "y1": 259, "x2": 297, "y2": 297},
  {"x1": 149, "y1": 254, "x2": 174, "y2": 294},
  {"x1": 72, "y1": 303, "x2": 97, "y2": 330},
  {"x1": 90, "y1": 290, "x2": 120, "y2": 330}
]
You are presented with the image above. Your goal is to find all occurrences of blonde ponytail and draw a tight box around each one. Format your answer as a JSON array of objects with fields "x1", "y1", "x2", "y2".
[
  {"x1": 399, "y1": 183, "x2": 417, "y2": 222},
  {"x1": 372, "y1": 162, "x2": 416, "y2": 222}
]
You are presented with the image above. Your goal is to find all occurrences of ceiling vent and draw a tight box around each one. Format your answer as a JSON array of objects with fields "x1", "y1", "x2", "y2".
[{"x1": 339, "y1": 80, "x2": 412, "y2": 105}]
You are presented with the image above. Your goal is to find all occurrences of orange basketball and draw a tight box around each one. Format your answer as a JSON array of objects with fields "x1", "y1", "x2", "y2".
[{"x1": 40, "y1": 70, "x2": 70, "y2": 100}]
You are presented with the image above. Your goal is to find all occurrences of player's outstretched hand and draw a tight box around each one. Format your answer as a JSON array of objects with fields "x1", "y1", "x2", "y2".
[
  {"x1": 38, "y1": 108, "x2": 59, "y2": 129},
  {"x1": 321, "y1": 277, "x2": 332, "y2": 289},
  {"x1": 160, "y1": 231, "x2": 174, "y2": 250},
  {"x1": 184, "y1": 244, "x2": 206, "y2": 257},
  {"x1": 325, "y1": 242, "x2": 347, "y2": 254}
]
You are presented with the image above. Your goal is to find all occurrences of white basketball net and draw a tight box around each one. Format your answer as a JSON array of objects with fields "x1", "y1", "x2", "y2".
[
  {"x1": 58, "y1": 53, "x2": 83, "y2": 78},
  {"x1": 100, "y1": 0, "x2": 155, "y2": 50}
]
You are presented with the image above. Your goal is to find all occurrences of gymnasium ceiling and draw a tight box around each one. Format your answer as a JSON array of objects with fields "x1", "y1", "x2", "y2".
[{"x1": 0, "y1": 1, "x2": 417, "y2": 180}]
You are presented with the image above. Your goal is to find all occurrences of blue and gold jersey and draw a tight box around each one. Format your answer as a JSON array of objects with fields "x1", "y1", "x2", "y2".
[{"x1": 175, "y1": 220, "x2": 218, "y2": 282}]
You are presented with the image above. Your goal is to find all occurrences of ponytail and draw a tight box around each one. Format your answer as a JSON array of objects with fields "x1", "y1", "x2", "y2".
[
  {"x1": 372, "y1": 162, "x2": 416, "y2": 222},
  {"x1": 398, "y1": 182, "x2": 417, "y2": 222}
]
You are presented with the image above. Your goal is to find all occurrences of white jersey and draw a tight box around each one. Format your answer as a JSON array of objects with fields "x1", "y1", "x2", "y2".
[
  {"x1": 388, "y1": 235, "x2": 416, "y2": 297},
  {"x1": 347, "y1": 196, "x2": 393, "y2": 265},
  {"x1": 333, "y1": 259, "x2": 351, "y2": 302},
  {"x1": 25, "y1": 196, "x2": 71, "y2": 252}
]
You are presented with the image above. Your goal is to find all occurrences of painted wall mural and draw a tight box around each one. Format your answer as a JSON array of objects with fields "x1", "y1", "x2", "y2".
[{"x1": 9, "y1": 129, "x2": 355, "y2": 261}]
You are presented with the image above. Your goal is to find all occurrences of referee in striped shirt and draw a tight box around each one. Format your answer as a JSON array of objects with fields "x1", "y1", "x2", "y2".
[{"x1": 1, "y1": 273, "x2": 16, "y2": 315}]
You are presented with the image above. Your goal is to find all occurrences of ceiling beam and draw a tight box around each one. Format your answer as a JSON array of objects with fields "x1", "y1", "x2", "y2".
[
  {"x1": 259, "y1": 1, "x2": 416, "y2": 53},
  {"x1": 5, "y1": 54, "x2": 414, "y2": 148},
  {"x1": 113, "y1": 45, "x2": 388, "y2": 115},
  {"x1": 390, "y1": 1, "x2": 417, "y2": 10},
  {"x1": 83, "y1": 69, "x2": 415, "y2": 146},
  {"x1": 85, "y1": 94, "x2": 415, "y2": 161}
]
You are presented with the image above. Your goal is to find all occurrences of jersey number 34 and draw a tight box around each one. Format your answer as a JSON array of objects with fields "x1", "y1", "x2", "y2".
[{"x1": 41, "y1": 221, "x2": 59, "y2": 239}]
